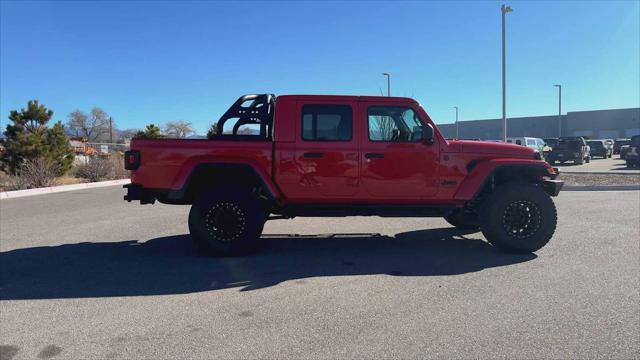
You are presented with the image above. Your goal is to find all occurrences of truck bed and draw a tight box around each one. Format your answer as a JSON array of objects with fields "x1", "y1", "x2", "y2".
[{"x1": 129, "y1": 139, "x2": 274, "y2": 191}]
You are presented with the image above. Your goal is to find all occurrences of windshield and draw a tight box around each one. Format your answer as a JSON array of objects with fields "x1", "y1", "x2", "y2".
[{"x1": 587, "y1": 141, "x2": 603, "y2": 148}]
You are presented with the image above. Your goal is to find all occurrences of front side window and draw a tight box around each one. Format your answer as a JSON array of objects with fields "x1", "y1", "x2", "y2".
[
  {"x1": 368, "y1": 106, "x2": 423, "y2": 142},
  {"x1": 301, "y1": 104, "x2": 352, "y2": 141},
  {"x1": 527, "y1": 139, "x2": 536, "y2": 146}
]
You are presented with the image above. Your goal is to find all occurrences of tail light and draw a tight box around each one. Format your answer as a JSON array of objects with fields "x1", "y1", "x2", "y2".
[{"x1": 124, "y1": 150, "x2": 140, "y2": 170}]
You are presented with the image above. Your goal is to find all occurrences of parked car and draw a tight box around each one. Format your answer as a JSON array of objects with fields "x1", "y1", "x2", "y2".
[
  {"x1": 625, "y1": 135, "x2": 640, "y2": 168},
  {"x1": 547, "y1": 137, "x2": 591, "y2": 165},
  {"x1": 506, "y1": 137, "x2": 545, "y2": 159},
  {"x1": 615, "y1": 138, "x2": 631, "y2": 156},
  {"x1": 620, "y1": 145, "x2": 631, "y2": 160},
  {"x1": 586, "y1": 140, "x2": 611, "y2": 159},
  {"x1": 124, "y1": 94, "x2": 563, "y2": 255}
]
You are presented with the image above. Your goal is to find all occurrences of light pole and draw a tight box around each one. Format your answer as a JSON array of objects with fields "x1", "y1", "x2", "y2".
[
  {"x1": 382, "y1": 73, "x2": 391, "y2": 96},
  {"x1": 453, "y1": 106, "x2": 459, "y2": 139},
  {"x1": 501, "y1": 4, "x2": 513, "y2": 141},
  {"x1": 553, "y1": 84, "x2": 562, "y2": 137}
]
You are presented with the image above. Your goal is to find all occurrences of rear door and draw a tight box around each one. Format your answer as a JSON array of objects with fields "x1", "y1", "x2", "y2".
[
  {"x1": 359, "y1": 102, "x2": 439, "y2": 198},
  {"x1": 288, "y1": 101, "x2": 359, "y2": 199}
]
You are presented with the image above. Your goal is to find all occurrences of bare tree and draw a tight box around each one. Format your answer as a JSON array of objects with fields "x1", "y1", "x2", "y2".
[
  {"x1": 164, "y1": 121, "x2": 194, "y2": 138},
  {"x1": 372, "y1": 115, "x2": 397, "y2": 140},
  {"x1": 67, "y1": 107, "x2": 112, "y2": 142}
]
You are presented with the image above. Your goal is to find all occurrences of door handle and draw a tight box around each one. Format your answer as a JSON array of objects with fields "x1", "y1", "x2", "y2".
[
  {"x1": 364, "y1": 153, "x2": 384, "y2": 159},
  {"x1": 303, "y1": 152, "x2": 324, "y2": 158}
]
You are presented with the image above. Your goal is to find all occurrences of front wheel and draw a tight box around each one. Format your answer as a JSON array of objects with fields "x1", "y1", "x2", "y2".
[
  {"x1": 188, "y1": 188, "x2": 265, "y2": 256},
  {"x1": 479, "y1": 183, "x2": 557, "y2": 253}
]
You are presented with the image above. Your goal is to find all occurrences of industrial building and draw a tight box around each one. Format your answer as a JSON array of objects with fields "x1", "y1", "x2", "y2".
[{"x1": 437, "y1": 107, "x2": 640, "y2": 140}]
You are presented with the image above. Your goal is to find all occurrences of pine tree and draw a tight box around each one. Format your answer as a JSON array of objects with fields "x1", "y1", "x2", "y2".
[
  {"x1": 44, "y1": 121, "x2": 75, "y2": 175},
  {"x1": 206, "y1": 122, "x2": 218, "y2": 139},
  {"x1": 134, "y1": 124, "x2": 164, "y2": 139},
  {"x1": 1, "y1": 100, "x2": 75, "y2": 175}
]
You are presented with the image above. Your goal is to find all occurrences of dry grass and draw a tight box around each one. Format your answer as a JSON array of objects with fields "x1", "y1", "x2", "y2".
[
  {"x1": 558, "y1": 173, "x2": 640, "y2": 186},
  {"x1": 1, "y1": 155, "x2": 129, "y2": 192}
]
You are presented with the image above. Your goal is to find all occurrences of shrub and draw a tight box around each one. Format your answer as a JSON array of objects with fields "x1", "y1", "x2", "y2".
[
  {"x1": 6, "y1": 157, "x2": 61, "y2": 190},
  {"x1": 109, "y1": 154, "x2": 130, "y2": 180},
  {"x1": 73, "y1": 155, "x2": 129, "y2": 182},
  {"x1": 74, "y1": 157, "x2": 113, "y2": 182}
]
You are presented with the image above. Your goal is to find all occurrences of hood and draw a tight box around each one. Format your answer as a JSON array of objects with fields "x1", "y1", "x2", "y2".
[{"x1": 448, "y1": 140, "x2": 535, "y2": 159}]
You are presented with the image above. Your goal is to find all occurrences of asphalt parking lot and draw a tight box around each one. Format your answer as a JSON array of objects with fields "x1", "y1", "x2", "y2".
[
  {"x1": 1, "y1": 186, "x2": 639, "y2": 359},
  {"x1": 555, "y1": 156, "x2": 639, "y2": 174}
]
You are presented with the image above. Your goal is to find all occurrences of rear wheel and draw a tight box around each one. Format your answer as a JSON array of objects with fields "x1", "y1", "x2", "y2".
[
  {"x1": 444, "y1": 209, "x2": 480, "y2": 230},
  {"x1": 585, "y1": 156, "x2": 590, "y2": 163},
  {"x1": 479, "y1": 183, "x2": 557, "y2": 253},
  {"x1": 188, "y1": 188, "x2": 265, "y2": 256}
]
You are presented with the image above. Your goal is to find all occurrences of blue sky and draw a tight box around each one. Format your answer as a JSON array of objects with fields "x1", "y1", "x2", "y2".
[{"x1": 1, "y1": 1, "x2": 639, "y2": 135}]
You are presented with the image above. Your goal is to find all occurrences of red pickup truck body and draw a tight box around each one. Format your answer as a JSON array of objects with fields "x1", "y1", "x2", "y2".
[
  {"x1": 125, "y1": 94, "x2": 562, "y2": 255},
  {"x1": 127, "y1": 95, "x2": 555, "y2": 205}
]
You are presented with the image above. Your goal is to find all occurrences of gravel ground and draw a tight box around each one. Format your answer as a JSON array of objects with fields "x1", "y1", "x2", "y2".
[{"x1": 559, "y1": 173, "x2": 640, "y2": 186}]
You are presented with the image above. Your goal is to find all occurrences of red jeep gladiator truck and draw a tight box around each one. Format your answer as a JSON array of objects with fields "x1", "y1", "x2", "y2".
[{"x1": 124, "y1": 94, "x2": 563, "y2": 256}]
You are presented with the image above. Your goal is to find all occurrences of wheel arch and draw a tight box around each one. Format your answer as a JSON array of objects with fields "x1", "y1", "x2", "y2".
[
  {"x1": 169, "y1": 162, "x2": 280, "y2": 204},
  {"x1": 454, "y1": 160, "x2": 555, "y2": 201}
]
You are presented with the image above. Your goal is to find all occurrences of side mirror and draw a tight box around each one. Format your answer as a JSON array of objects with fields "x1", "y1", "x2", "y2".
[{"x1": 423, "y1": 123, "x2": 435, "y2": 145}]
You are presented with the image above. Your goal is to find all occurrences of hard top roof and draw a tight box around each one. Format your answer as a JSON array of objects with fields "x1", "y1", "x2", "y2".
[{"x1": 276, "y1": 94, "x2": 418, "y2": 104}]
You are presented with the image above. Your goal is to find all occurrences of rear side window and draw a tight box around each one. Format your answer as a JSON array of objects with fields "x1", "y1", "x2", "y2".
[{"x1": 301, "y1": 104, "x2": 352, "y2": 141}]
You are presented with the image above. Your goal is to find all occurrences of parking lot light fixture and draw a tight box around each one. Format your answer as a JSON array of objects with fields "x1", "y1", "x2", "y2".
[
  {"x1": 501, "y1": 4, "x2": 513, "y2": 142},
  {"x1": 553, "y1": 84, "x2": 562, "y2": 137},
  {"x1": 454, "y1": 106, "x2": 459, "y2": 139},
  {"x1": 382, "y1": 73, "x2": 391, "y2": 96}
]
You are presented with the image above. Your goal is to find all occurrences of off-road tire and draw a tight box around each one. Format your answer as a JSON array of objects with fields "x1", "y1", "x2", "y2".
[
  {"x1": 444, "y1": 210, "x2": 480, "y2": 230},
  {"x1": 585, "y1": 156, "x2": 590, "y2": 163},
  {"x1": 188, "y1": 188, "x2": 265, "y2": 256},
  {"x1": 479, "y1": 183, "x2": 557, "y2": 253}
]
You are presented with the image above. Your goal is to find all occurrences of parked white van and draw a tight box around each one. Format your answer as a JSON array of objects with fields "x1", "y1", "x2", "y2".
[{"x1": 506, "y1": 137, "x2": 546, "y2": 158}]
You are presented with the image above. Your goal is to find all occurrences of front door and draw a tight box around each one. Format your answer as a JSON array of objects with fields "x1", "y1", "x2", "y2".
[{"x1": 359, "y1": 103, "x2": 439, "y2": 199}]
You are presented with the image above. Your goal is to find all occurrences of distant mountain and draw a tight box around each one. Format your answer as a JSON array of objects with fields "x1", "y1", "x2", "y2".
[{"x1": 187, "y1": 134, "x2": 206, "y2": 139}]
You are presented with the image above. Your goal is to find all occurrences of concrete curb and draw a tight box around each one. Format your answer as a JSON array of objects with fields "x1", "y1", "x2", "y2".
[
  {"x1": 560, "y1": 171, "x2": 639, "y2": 175},
  {"x1": 0, "y1": 179, "x2": 130, "y2": 199},
  {"x1": 563, "y1": 184, "x2": 640, "y2": 191}
]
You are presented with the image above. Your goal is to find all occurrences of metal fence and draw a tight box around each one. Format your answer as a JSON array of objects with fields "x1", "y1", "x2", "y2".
[
  {"x1": 72, "y1": 142, "x2": 130, "y2": 166},
  {"x1": 84, "y1": 142, "x2": 130, "y2": 155}
]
